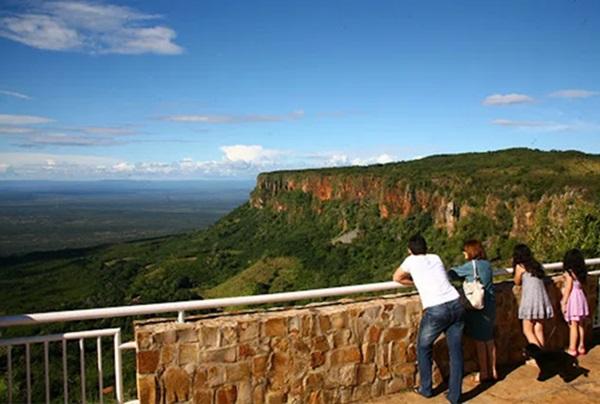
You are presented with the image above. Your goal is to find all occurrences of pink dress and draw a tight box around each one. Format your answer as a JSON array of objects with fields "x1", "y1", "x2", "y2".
[{"x1": 563, "y1": 279, "x2": 589, "y2": 322}]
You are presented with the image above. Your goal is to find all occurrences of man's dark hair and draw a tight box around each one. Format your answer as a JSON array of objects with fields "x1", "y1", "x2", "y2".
[{"x1": 408, "y1": 234, "x2": 427, "y2": 255}]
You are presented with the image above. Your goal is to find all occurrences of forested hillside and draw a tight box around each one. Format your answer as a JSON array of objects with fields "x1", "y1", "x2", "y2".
[{"x1": 2, "y1": 148, "x2": 600, "y2": 319}]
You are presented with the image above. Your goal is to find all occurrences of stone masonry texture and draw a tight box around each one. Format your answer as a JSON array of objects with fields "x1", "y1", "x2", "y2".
[{"x1": 134, "y1": 275, "x2": 597, "y2": 403}]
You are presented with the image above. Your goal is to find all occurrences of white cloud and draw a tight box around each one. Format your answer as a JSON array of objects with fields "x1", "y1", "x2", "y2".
[
  {"x1": 108, "y1": 26, "x2": 182, "y2": 55},
  {"x1": 0, "y1": 14, "x2": 81, "y2": 50},
  {"x1": 80, "y1": 126, "x2": 136, "y2": 135},
  {"x1": 307, "y1": 151, "x2": 397, "y2": 168},
  {"x1": 549, "y1": 89, "x2": 599, "y2": 99},
  {"x1": 111, "y1": 162, "x2": 135, "y2": 173},
  {"x1": 325, "y1": 154, "x2": 349, "y2": 166},
  {"x1": 351, "y1": 154, "x2": 396, "y2": 166},
  {"x1": 375, "y1": 154, "x2": 394, "y2": 164},
  {"x1": 0, "y1": 114, "x2": 54, "y2": 125},
  {"x1": 0, "y1": 163, "x2": 10, "y2": 173},
  {"x1": 0, "y1": 1, "x2": 183, "y2": 55},
  {"x1": 0, "y1": 126, "x2": 36, "y2": 134},
  {"x1": 0, "y1": 152, "x2": 119, "y2": 167},
  {"x1": 0, "y1": 124, "x2": 137, "y2": 147},
  {"x1": 482, "y1": 93, "x2": 534, "y2": 106},
  {"x1": 492, "y1": 119, "x2": 554, "y2": 128},
  {"x1": 20, "y1": 132, "x2": 121, "y2": 147},
  {"x1": 163, "y1": 110, "x2": 305, "y2": 124},
  {"x1": 0, "y1": 89, "x2": 32, "y2": 100},
  {"x1": 220, "y1": 145, "x2": 282, "y2": 164},
  {"x1": 491, "y1": 119, "x2": 599, "y2": 132}
]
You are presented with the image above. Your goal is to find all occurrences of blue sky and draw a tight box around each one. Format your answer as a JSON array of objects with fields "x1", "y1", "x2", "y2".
[{"x1": 0, "y1": 0, "x2": 599, "y2": 179}]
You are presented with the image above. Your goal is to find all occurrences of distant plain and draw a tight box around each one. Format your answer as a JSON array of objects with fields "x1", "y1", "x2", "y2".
[{"x1": 0, "y1": 180, "x2": 253, "y2": 256}]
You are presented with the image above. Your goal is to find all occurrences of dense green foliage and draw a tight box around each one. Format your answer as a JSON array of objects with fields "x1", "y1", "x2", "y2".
[{"x1": 1, "y1": 148, "x2": 600, "y2": 401}]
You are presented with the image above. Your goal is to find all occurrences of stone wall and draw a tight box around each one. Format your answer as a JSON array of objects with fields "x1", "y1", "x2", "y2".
[{"x1": 134, "y1": 275, "x2": 597, "y2": 404}]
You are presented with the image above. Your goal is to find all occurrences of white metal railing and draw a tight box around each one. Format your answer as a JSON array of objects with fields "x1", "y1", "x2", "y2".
[
  {"x1": 0, "y1": 328, "x2": 125, "y2": 404},
  {"x1": 2, "y1": 259, "x2": 600, "y2": 328},
  {"x1": 0, "y1": 257, "x2": 599, "y2": 404}
]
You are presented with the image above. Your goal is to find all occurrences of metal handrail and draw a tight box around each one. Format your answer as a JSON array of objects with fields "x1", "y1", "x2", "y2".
[
  {"x1": 1, "y1": 258, "x2": 599, "y2": 328},
  {"x1": 0, "y1": 328, "x2": 125, "y2": 404}
]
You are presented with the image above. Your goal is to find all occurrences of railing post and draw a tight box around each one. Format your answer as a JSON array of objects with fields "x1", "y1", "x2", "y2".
[
  {"x1": 44, "y1": 341, "x2": 50, "y2": 404},
  {"x1": 7, "y1": 345, "x2": 12, "y2": 404},
  {"x1": 25, "y1": 343, "x2": 31, "y2": 404},
  {"x1": 79, "y1": 338, "x2": 86, "y2": 404},
  {"x1": 97, "y1": 337, "x2": 104, "y2": 404},
  {"x1": 62, "y1": 339, "x2": 68, "y2": 404},
  {"x1": 595, "y1": 275, "x2": 600, "y2": 329},
  {"x1": 113, "y1": 330, "x2": 124, "y2": 404},
  {"x1": 177, "y1": 310, "x2": 185, "y2": 323}
]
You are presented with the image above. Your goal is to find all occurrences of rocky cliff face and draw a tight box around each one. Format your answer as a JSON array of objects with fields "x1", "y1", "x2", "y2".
[{"x1": 250, "y1": 171, "x2": 590, "y2": 238}]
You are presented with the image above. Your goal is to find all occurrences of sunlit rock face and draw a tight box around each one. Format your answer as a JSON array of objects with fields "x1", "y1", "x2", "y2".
[{"x1": 250, "y1": 169, "x2": 590, "y2": 238}]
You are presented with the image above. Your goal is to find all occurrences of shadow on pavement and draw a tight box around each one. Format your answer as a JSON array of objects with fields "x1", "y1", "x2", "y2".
[{"x1": 461, "y1": 362, "x2": 521, "y2": 402}]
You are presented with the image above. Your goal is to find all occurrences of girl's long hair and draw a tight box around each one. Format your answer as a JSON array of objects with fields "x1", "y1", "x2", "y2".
[
  {"x1": 563, "y1": 248, "x2": 587, "y2": 285},
  {"x1": 512, "y1": 244, "x2": 545, "y2": 279}
]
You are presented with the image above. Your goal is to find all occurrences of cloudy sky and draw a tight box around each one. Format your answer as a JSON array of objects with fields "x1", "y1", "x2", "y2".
[{"x1": 0, "y1": 0, "x2": 599, "y2": 179}]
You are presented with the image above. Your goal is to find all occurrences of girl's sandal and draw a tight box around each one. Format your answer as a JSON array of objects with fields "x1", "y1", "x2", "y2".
[
  {"x1": 566, "y1": 349, "x2": 578, "y2": 357},
  {"x1": 577, "y1": 348, "x2": 586, "y2": 356}
]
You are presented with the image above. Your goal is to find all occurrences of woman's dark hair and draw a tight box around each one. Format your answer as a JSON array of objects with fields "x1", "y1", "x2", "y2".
[
  {"x1": 408, "y1": 234, "x2": 427, "y2": 255},
  {"x1": 563, "y1": 248, "x2": 587, "y2": 285},
  {"x1": 512, "y1": 244, "x2": 545, "y2": 279},
  {"x1": 463, "y1": 239, "x2": 486, "y2": 260}
]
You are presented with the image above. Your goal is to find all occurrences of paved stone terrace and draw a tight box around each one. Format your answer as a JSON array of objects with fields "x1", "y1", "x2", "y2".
[{"x1": 367, "y1": 336, "x2": 600, "y2": 404}]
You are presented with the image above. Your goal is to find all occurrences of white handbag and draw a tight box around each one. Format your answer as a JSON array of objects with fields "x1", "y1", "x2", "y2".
[{"x1": 462, "y1": 260, "x2": 485, "y2": 310}]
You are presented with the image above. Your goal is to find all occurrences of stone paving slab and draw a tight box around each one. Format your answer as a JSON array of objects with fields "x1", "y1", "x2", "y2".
[{"x1": 367, "y1": 343, "x2": 600, "y2": 403}]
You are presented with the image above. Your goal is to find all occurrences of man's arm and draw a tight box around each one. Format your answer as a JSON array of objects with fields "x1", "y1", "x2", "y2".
[{"x1": 392, "y1": 266, "x2": 414, "y2": 285}]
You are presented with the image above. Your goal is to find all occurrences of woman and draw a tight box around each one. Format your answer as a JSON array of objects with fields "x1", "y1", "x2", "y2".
[{"x1": 450, "y1": 239, "x2": 497, "y2": 382}]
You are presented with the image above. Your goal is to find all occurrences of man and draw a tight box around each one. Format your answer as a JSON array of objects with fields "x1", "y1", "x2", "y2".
[{"x1": 393, "y1": 234, "x2": 465, "y2": 404}]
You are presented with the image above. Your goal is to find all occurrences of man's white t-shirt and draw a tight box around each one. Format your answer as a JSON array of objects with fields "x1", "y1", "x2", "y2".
[{"x1": 400, "y1": 253, "x2": 459, "y2": 309}]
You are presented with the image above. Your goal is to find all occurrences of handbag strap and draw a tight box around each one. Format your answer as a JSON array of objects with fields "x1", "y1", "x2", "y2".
[{"x1": 471, "y1": 260, "x2": 479, "y2": 280}]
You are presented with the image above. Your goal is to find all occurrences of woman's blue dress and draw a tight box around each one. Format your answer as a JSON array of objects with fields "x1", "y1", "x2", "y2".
[{"x1": 449, "y1": 259, "x2": 496, "y2": 341}]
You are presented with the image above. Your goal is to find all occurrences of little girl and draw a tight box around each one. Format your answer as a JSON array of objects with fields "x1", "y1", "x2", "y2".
[
  {"x1": 561, "y1": 248, "x2": 589, "y2": 356},
  {"x1": 513, "y1": 244, "x2": 554, "y2": 347}
]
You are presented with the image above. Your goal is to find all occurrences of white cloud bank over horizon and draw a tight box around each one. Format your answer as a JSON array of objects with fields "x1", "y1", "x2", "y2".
[
  {"x1": 0, "y1": 146, "x2": 403, "y2": 180},
  {"x1": 0, "y1": 1, "x2": 183, "y2": 55}
]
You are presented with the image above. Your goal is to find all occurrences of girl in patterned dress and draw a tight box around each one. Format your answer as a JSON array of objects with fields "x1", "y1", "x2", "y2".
[
  {"x1": 513, "y1": 244, "x2": 554, "y2": 348},
  {"x1": 561, "y1": 249, "x2": 589, "y2": 356}
]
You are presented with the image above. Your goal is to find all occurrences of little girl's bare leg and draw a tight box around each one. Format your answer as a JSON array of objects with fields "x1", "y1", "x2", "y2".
[
  {"x1": 569, "y1": 321, "x2": 579, "y2": 352},
  {"x1": 577, "y1": 321, "x2": 586, "y2": 353},
  {"x1": 485, "y1": 340, "x2": 497, "y2": 380},
  {"x1": 533, "y1": 320, "x2": 545, "y2": 347},
  {"x1": 523, "y1": 320, "x2": 540, "y2": 346}
]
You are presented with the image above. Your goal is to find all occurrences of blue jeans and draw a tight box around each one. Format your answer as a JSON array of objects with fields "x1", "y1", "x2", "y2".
[{"x1": 417, "y1": 298, "x2": 465, "y2": 404}]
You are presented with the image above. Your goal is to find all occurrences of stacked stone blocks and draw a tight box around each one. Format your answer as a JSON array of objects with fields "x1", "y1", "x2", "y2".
[{"x1": 135, "y1": 274, "x2": 597, "y2": 403}]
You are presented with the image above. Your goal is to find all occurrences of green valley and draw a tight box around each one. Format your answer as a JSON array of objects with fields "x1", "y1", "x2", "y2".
[{"x1": 2, "y1": 148, "x2": 600, "y2": 319}]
